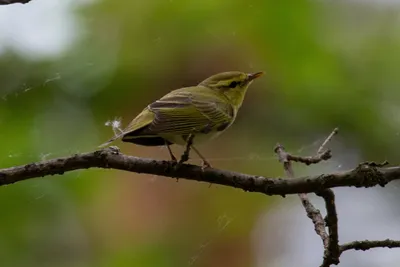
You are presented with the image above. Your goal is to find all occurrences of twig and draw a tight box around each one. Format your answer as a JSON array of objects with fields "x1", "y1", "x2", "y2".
[
  {"x1": 317, "y1": 128, "x2": 338, "y2": 155},
  {"x1": 275, "y1": 128, "x2": 341, "y2": 267},
  {"x1": 287, "y1": 150, "x2": 332, "y2": 165},
  {"x1": 318, "y1": 189, "x2": 340, "y2": 266},
  {"x1": 275, "y1": 144, "x2": 330, "y2": 248},
  {"x1": 316, "y1": 128, "x2": 340, "y2": 266},
  {"x1": 340, "y1": 239, "x2": 400, "y2": 253},
  {"x1": 300, "y1": 192, "x2": 329, "y2": 246}
]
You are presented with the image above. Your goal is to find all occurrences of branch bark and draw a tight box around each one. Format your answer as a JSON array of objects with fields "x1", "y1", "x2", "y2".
[
  {"x1": 0, "y1": 146, "x2": 398, "y2": 195},
  {"x1": 0, "y1": 0, "x2": 31, "y2": 5},
  {"x1": 340, "y1": 239, "x2": 400, "y2": 253}
]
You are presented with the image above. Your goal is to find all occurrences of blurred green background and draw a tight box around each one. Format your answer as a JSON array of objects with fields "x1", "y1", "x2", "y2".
[{"x1": 1, "y1": 0, "x2": 400, "y2": 266}]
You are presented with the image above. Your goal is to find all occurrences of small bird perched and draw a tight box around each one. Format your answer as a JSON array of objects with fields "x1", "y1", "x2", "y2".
[{"x1": 100, "y1": 71, "x2": 263, "y2": 168}]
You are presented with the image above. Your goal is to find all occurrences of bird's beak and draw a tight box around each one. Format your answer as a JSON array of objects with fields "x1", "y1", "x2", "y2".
[{"x1": 247, "y1": 71, "x2": 264, "y2": 81}]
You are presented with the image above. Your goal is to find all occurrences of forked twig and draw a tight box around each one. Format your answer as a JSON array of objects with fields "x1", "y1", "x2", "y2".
[
  {"x1": 275, "y1": 128, "x2": 340, "y2": 266},
  {"x1": 275, "y1": 144, "x2": 330, "y2": 249}
]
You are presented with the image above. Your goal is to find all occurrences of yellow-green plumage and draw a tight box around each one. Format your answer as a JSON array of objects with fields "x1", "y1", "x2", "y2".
[{"x1": 100, "y1": 71, "x2": 263, "y2": 166}]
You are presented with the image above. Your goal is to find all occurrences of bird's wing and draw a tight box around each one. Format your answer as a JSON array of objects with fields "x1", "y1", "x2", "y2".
[
  {"x1": 142, "y1": 87, "x2": 234, "y2": 136},
  {"x1": 99, "y1": 87, "x2": 234, "y2": 147},
  {"x1": 124, "y1": 107, "x2": 156, "y2": 134}
]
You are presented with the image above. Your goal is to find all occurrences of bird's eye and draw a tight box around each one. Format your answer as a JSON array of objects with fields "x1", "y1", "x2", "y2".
[{"x1": 228, "y1": 81, "x2": 238, "y2": 88}]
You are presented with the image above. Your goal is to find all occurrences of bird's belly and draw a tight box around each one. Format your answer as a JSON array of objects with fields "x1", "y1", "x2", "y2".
[{"x1": 160, "y1": 131, "x2": 223, "y2": 146}]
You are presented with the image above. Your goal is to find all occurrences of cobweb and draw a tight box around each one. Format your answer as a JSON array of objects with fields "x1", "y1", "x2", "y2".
[
  {"x1": 188, "y1": 213, "x2": 234, "y2": 266},
  {"x1": 1, "y1": 72, "x2": 61, "y2": 101}
]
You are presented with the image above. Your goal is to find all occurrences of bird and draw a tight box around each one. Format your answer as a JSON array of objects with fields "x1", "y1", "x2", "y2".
[{"x1": 100, "y1": 71, "x2": 264, "y2": 168}]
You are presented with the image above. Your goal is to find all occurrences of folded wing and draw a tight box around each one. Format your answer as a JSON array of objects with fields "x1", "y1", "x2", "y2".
[{"x1": 124, "y1": 87, "x2": 234, "y2": 139}]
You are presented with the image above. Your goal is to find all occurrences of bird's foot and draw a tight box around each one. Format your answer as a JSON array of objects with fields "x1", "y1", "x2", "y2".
[
  {"x1": 178, "y1": 155, "x2": 189, "y2": 165},
  {"x1": 174, "y1": 156, "x2": 188, "y2": 171}
]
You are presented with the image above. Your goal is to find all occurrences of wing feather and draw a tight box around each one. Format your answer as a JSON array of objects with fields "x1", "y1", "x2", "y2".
[
  {"x1": 143, "y1": 87, "x2": 234, "y2": 135},
  {"x1": 99, "y1": 86, "x2": 235, "y2": 148}
]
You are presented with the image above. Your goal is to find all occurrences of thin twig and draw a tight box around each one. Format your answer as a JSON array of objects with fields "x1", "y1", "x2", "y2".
[
  {"x1": 287, "y1": 150, "x2": 332, "y2": 165},
  {"x1": 340, "y1": 239, "x2": 400, "y2": 253},
  {"x1": 275, "y1": 128, "x2": 341, "y2": 267},
  {"x1": 275, "y1": 144, "x2": 329, "y2": 248},
  {"x1": 317, "y1": 128, "x2": 339, "y2": 155}
]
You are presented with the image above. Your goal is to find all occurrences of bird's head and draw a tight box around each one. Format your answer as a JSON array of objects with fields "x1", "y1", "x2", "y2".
[{"x1": 199, "y1": 71, "x2": 264, "y2": 108}]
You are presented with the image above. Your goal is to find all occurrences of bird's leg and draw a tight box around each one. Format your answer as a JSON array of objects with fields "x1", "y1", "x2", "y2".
[
  {"x1": 165, "y1": 142, "x2": 177, "y2": 162},
  {"x1": 178, "y1": 134, "x2": 195, "y2": 165},
  {"x1": 192, "y1": 146, "x2": 212, "y2": 170},
  {"x1": 174, "y1": 135, "x2": 195, "y2": 176}
]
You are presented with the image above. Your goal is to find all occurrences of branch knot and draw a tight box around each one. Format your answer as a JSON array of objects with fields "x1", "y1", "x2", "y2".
[{"x1": 353, "y1": 162, "x2": 389, "y2": 188}]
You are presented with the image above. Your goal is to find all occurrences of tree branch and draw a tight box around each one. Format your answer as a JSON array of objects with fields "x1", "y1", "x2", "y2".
[
  {"x1": 275, "y1": 143, "x2": 330, "y2": 248},
  {"x1": 318, "y1": 189, "x2": 340, "y2": 267},
  {"x1": 340, "y1": 239, "x2": 400, "y2": 253},
  {"x1": 275, "y1": 128, "x2": 340, "y2": 266},
  {"x1": 272, "y1": 128, "x2": 400, "y2": 266},
  {"x1": 0, "y1": 146, "x2": 399, "y2": 196},
  {"x1": 0, "y1": 0, "x2": 31, "y2": 5}
]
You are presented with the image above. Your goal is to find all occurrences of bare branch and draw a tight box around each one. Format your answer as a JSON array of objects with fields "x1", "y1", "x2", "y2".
[
  {"x1": 276, "y1": 128, "x2": 341, "y2": 267},
  {"x1": 0, "y1": 147, "x2": 399, "y2": 196},
  {"x1": 287, "y1": 150, "x2": 332, "y2": 165},
  {"x1": 318, "y1": 189, "x2": 340, "y2": 266},
  {"x1": 317, "y1": 128, "x2": 340, "y2": 266},
  {"x1": 0, "y1": 0, "x2": 31, "y2": 5},
  {"x1": 298, "y1": 192, "x2": 329, "y2": 246},
  {"x1": 275, "y1": 143, "x2": 330, "y2": 251},
  {"x1": 273, "y1": 128, "x2": 400, "y2": 266},
  {"x1": 340, "y1": 239, "x2": 400, "y2": 253}
]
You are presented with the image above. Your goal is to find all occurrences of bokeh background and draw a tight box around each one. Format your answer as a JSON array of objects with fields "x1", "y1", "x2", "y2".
[{"x1": 1, "y1": 0, "x2": 400, "y2": 266}]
